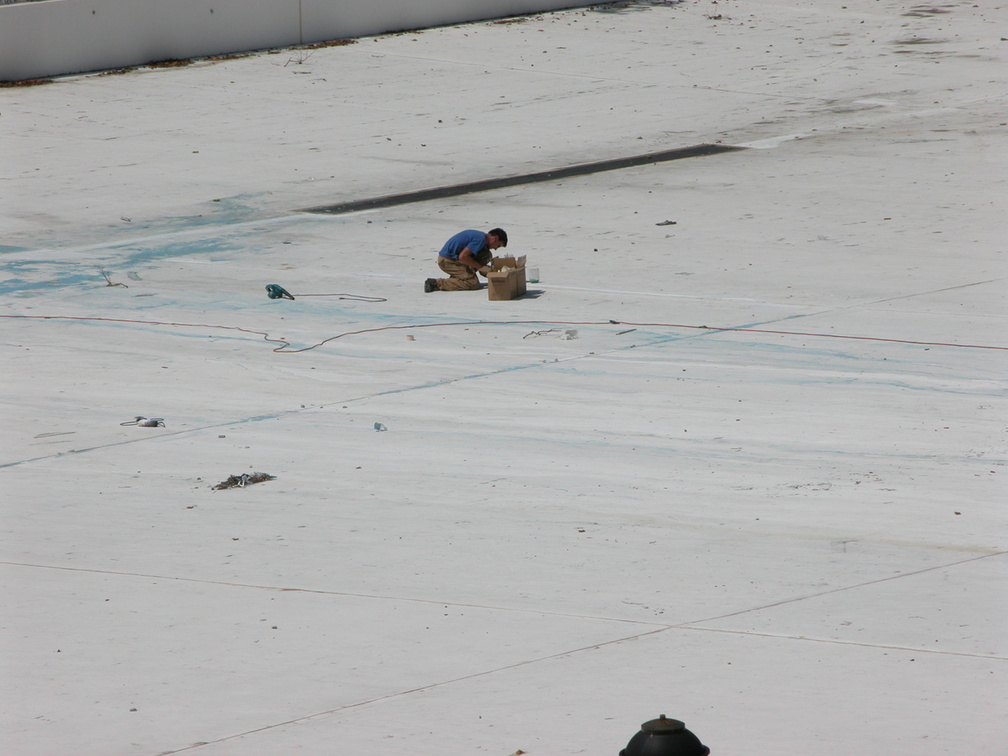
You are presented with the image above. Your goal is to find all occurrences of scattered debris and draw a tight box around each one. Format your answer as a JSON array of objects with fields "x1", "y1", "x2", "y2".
[
  {"x1": 100, "y1": 268, "x2": 128, "y2": 287},
  {"x1": 97, "y1": 67, "x2": 136, "y2": 77},
  {"x1": 0, "y1": 78, "x2": 53, "y2": 88},
  {"x1": 213, "y1": 472, "x2": 276, "y2": 490},
  {"x1": 206, "y1": 52, "x2": 256, "y2": 61},
  {"x1": 524, "y1": 328, "x2": 562, "y2": 339},
  {"x1": 284, "y1": 50, "x2": 313, "y2": 67},
  {"x1": 148, "y1": 58, "x2": 191, "y2": 68},
  {"x1": 374, "y1": 422, "x2": 388, "y2": 431},
  {"x1": 120, "y1": 416, "x2": 164, "y2": 427},
  {"x1": 522, "y1": 328, "x2": 579, "y2": 340},
  {"x1": 302, "y1": 39, "x2": 357, "y2": 49}
]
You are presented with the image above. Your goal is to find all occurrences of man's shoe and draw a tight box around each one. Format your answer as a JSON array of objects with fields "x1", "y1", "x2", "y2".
[{"x1": 424, "y1": 278, "x2": 438, "y2": 293}]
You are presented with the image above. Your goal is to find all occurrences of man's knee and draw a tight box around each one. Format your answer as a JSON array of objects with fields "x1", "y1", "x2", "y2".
[{"x1": 442, "y1": 275, "x2": 480, "y2": 292}]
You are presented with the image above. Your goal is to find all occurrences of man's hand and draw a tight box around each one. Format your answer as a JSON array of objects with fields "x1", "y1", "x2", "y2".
[{"x1": 460, "y1": 247, "x2": 492, "y2": 276}]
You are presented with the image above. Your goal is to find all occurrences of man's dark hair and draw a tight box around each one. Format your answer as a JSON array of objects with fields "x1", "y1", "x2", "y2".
[{"x1": 489, "y1": 228, "x2": 508, "y2": 247}]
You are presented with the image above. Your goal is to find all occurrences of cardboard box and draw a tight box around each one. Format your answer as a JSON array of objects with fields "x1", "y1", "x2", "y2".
[{"x1": 487, "y1": 255, "x2": 527, "y2": 301}]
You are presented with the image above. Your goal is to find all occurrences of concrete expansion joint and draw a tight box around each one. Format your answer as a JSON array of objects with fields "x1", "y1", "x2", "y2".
[{"x1": 299, "y1": 143, "x2": 745, "y2": 215}]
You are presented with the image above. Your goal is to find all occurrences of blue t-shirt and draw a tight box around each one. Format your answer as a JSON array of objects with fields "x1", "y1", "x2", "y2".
[{"x1": 439, "y1": 230, "x2": 488, "y2": 260}]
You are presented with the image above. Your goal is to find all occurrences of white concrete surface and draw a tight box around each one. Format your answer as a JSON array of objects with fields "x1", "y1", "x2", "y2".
[
  {"x1": 1, "y1": 1, "x2": 1006, "y2": 754},
  {"x1": 0, "y1": 0, "x2": 606, "y2": 82}
]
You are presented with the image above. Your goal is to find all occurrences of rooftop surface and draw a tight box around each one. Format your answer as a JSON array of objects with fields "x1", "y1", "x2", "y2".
[{"x1": 1, "y1": 1, "x2": 1006, "y2": 754}]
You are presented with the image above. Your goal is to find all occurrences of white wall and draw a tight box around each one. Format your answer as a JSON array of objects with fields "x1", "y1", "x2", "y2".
[{"x1": 0, "y1": 0, "x2": 603, "y2": 82}]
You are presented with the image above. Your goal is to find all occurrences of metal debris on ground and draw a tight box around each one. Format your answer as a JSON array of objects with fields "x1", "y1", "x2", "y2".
[
  {"x1": 120, "y1": 416, "x2": 165, "y2": 427},
  {"x1": 523, "y1": 329, "x2": 562, "y2": 339},
  {"x1": 213, "y1": 472, "x2": 276, "y2": 490},
  {"x1": 523, "y1": 328, "x2": 579, "y2": 340},
  {"x1": 100, "y1": 267, "x2": 128, "y2": 287}
]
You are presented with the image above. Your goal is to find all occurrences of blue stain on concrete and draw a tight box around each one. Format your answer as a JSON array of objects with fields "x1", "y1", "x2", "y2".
[
  {"x1": 163, "y1": 194, "x2": 265, "y2": 228},
  {"x1": 0, "y1": 234, "x2": 247, "y2": 297},
  {"x1": 0, "y1": 192, "x2": 310, "y2": 297},
  {"x1": 1, "y1": 261, "x2": 104, "y2": 294}
]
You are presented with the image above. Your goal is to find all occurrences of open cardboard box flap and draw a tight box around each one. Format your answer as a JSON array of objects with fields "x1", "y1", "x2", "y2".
[
  {"x1": 489, "y1": 255, "x2": 526, "y2": 272},
  {"x1": 487, "y1": 255, "x2": 527, "y2": 300}
]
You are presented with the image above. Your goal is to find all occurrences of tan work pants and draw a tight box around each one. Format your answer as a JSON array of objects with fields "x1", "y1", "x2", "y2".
[{"x1": 435, "y1": 249, "x2": 492, "y2": 291}]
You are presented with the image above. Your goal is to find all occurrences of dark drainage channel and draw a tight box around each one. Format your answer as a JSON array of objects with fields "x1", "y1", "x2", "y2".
[{"x1": 299, "y1": 143, "x2": 743, "y2": 215}]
